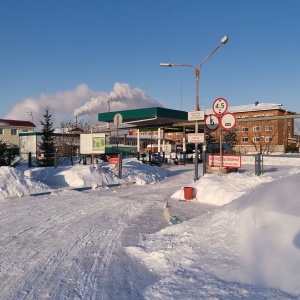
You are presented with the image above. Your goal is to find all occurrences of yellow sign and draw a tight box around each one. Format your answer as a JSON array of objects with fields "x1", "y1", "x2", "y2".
[{"x1": 92, "y1": 137, "x2": 105, "y2": 151}]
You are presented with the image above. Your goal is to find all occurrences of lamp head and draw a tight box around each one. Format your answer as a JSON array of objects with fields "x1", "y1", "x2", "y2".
[
  {"x1": 221, "y1": 35, "x2": 229, "y2": 44},
  {"x1": 160, "y1": 63, "x2": 173, "y2": 67}
]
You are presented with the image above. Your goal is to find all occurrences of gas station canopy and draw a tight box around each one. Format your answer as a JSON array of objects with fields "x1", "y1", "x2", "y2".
[{"x1": 98, "y1": 107, "x2": 186, "y2": 125}]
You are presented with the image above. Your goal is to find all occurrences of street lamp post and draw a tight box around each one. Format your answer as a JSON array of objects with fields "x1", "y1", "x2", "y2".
[{"x1": 160, "y1": 35, "x2": 229, "y2": 181}]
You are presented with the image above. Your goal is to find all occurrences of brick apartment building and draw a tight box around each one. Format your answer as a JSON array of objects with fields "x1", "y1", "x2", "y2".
[
  {"x1": 223, "y1": 102, "x2": 296, "y2": 153},
  {"x1": 129, "y1": 102, "x2": 297, "y2": 154}
]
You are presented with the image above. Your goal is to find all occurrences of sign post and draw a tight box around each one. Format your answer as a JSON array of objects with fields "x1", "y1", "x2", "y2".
[
  {"x1": 188, "y1": 110, "x2": 205, "y2": 181},
  {"x1": 206, "y1": 98, "x2": 238, "y2": 172},
  {"x1": 212, "y1": 98, "x2": 228, "y2": 169},
  {"x1": 113, "y1": 113, "x2": 123, "y2": 151}
]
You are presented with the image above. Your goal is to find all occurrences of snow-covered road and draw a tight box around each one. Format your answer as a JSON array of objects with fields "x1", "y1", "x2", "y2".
[{"x1": 0, "y1": 165, "x2": 196, "y2": 300}]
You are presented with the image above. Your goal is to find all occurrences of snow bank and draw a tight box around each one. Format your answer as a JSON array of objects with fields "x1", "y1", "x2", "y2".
[
  {"x1": 0, "y1": 166, "x2": 51, "y2": 200},
  {"x1": 127, "y1": 171, "x2": 300, "y2": 298},
  {"x1": 0, "y1": 158, "x2": 168, "y2": 200}
]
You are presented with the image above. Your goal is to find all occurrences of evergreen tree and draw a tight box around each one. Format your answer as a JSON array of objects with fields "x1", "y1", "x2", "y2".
[
  {"x1": 38, "y1": 108, "x2": 55, "y2": 167},
  {"x1": 0, "y1": 140, "x2": 17, "y2": 166},
  {"x1": 0, "y1": 140, "x2": 9, "y2": 166}
]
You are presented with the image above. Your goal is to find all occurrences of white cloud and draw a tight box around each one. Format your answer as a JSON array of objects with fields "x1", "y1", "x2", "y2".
[{"x1": 5, "y1": 83, "x2": 163, "y2": 130}]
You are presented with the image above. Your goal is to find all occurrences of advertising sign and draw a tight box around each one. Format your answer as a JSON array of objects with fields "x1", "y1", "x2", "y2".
[
  {"x1": 109, "y1": 154, "x2": 120, "y2": 164},
  {"x1": 208, "y1": 154, "x2": 242, "y2": 168},
  {"x1": 80, "y1": 133, "x2": 106, "y2": 154},
  {"x1": 92, "y1": 136, "x2": 105, "y2": 152}
]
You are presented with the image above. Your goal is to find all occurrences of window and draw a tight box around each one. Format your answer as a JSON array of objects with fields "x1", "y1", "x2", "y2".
[
  {"x1": 0, "y1": 128, "x2": 3, "y2": 135},
  {"x1": 11, "y1": 129, "x2": 17, "y2": 135},
  {"x1": 241, "y1": 137, "x2": 248, "y2": 143},
  {"x1": 176, "y1": 132, "x2": 181, "y2": 135},
  {"x1": 253, "y1": 126, "x2": 260, "y2": 132},
  {"x1": 265, "y1": 137, "x2": 272, "y2": 142},
  {"x1": 241, "y1": 115, "x2": 248, "y2": 119},
  {"x1": 265, "y1": 114, "x2": 273, "y2": 117},
  {"x1": 242, "y1": 127, "x2": 248, "y2": 132},
  {"x1": 265, "y1": 126, "x2": 273, "y2": 132},
  {"x1": 253, "y1": 115, "x2": 261, "y2": 118},
  {"x1": 167, "y1": 132, "x2": 173, "y2": 136},
  {"x1": 23, "y1": 130, "x2": 28, "y2": 132},
  {"x1": 253, "y1": 137, "x2": 260, "y2": 142}
]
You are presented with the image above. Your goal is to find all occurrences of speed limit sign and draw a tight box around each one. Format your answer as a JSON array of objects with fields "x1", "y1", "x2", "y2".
[
  {"x1": 204, "y1": 114, "x2": 219, "y2": 130},
  {"x1": 213, "y1": 98, "x2": 228, "y2": 115}
]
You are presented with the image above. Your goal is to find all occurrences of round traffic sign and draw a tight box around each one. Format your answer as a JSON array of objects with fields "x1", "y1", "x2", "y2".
[
  {"x1": 204, "y1": 114, "x2": 219, "y2": 130},
  {"x1": 220, "y1": 113, "x2": 236, "y2": 130},
  {"x1": 213, "y1": 98, "x2": 228, "y2": 115},
  {"x1": 113, "y1": 113, "x2": 123, "y2": 126}
]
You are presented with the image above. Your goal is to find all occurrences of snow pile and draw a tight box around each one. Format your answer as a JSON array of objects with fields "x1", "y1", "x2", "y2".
[
  {"x1": 0, "y1": 158, "x2": 167, "y2": 200},
  {"x1": 0, "y1": 166, "x2": 51, "y2": 200},
  {"x1": 127, "y1": 170, "x2": 300, "y2": 298},
  {"x1": 1, "y1": 156, "x2": 300, "y2": 298},
  {"x1": 172, "y1": 171, "x2": 274, "y2": 205}
]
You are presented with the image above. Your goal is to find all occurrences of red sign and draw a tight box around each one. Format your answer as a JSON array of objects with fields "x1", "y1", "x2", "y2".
[
  {"x1": 220, "y1": 113, "x2": 236, "y2": 130},
  {"x1": 204, "y1": 114, "x2": 219, "y2": 131},
  {"x1": 188, "y1": 133, "x2": 205, "y2": 143},
  {"x1": 208, "y1": 154, "x2": 241, "y2": 168},
  {"x1": 212, "y1": 98, "x2": 228, "y2": 115},
  {"x1": 109, "y1": 154, "x2": 120, "y2": 164}
]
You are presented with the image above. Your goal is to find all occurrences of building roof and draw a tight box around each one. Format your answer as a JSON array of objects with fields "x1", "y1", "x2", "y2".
[
  {"x1": 205, "y1": 102, "x2": 293, "y2": 115},
  {"x1": 0, "y1": 119, "x2": 36, "y2": 127}
]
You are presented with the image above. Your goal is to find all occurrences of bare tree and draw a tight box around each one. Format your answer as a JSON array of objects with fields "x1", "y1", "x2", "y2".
[
  {"x1": 246, "y1": 120, "x2": 279, "y2": 154},
  {"x1": 56, "y1": 119, "x2": 91, "y2": 165}
]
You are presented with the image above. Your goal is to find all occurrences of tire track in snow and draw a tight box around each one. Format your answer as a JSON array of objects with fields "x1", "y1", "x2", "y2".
[
  {"x1": 3, "y1": 191, "x2": 151, "y2": 300},
  {"x1": 0, "y1": 165, "x2": 196, "y2": 299}
]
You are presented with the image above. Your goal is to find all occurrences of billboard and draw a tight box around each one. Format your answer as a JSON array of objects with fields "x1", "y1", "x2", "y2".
[{"x1": 80, "y1": 133, "x2": 105, "y2": 154}]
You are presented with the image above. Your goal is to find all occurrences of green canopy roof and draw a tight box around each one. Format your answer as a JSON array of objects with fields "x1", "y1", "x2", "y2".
[{"x1": 98, "y1": 107, "x2": 188, "y2": 127}]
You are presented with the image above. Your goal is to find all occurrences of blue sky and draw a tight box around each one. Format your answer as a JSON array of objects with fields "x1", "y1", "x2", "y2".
[{"x1": 1, "y1": 0, "x2": 300, "y2": 127}]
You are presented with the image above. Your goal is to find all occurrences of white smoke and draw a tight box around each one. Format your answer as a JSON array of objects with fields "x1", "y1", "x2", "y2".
[
  {"x1": 74, "y1": 82, "x2": 164, "y2": 117},
  {"x1": 5, "y1": 82, "x2": 163, "y2": 130}
]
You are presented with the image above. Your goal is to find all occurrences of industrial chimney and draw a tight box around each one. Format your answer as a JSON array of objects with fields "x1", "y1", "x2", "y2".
[{"x1": 74, "y1": 115, "x2": 78, "y2": 128}]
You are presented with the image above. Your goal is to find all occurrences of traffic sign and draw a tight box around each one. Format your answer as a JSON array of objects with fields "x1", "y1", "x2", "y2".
[
  {"x1": 220, "y1": 113, "x2": 236, "y2": 130},
  {"x1": 213, "y1": 98, "x2": 228, "y2": 115},
  {"x1": 113, "y1": 113, "x2": 123, "y2": 126},
  {"x1": 188, "y1": 111, "x2": 205, "y2": 121},
  {"x1": 204, "y1": 114, "x2": 219, "y2": 130}
]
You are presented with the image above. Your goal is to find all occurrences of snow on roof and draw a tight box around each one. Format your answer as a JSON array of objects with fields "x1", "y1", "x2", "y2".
[{"x1": 205, "y1": 102, "x2": 287, "y2": 115}]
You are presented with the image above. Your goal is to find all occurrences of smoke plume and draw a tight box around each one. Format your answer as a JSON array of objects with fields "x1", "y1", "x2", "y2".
[{"x1": 5, "y1": 82, "x2": 164, "y2": 130}]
